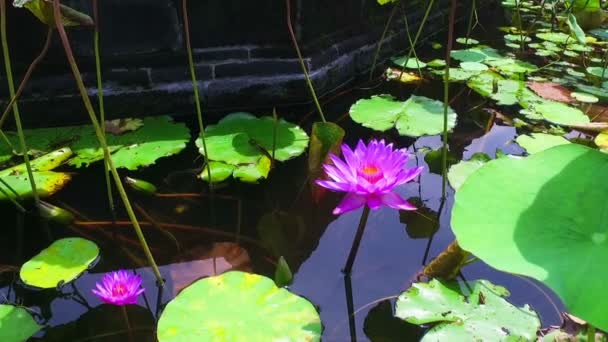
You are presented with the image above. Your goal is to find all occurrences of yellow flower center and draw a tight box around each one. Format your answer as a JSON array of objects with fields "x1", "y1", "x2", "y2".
[{"x1": 359, "y1": 164, "x2": 383, "y2": 183}]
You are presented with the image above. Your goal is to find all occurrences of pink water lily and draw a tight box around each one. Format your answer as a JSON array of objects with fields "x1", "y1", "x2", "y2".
[
  {"x1": 92, "y1": 270, "x2": 145, "y2": 306},
  {"x1": 316, "y1": 139, "x2": 423, "y2": 215}
]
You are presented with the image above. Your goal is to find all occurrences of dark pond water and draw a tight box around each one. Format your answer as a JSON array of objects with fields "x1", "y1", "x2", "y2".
[{"x1": 0, "y1": 10, "x2": 569, "y2": 342}]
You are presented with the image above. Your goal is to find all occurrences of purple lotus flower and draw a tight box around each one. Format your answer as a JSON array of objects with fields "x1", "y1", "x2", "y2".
[
  {"x1": 316, "y1": 139, "x2": 423, "y2": 215},
  {"x1": 92, "y1": 270, "x2": 145, "y2": 306}
]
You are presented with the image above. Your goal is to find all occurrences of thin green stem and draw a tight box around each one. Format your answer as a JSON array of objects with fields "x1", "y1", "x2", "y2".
[
  {"x1": 369, "y1": 3, "x2": 398, "y2": 81},
  {"x1": 0, "y1": 181, "x2": 26, "y2": 212},
  {"x1": 465, "y1": 0, "x2": 477, "y2": 43},
  {"x1": 443, "y1": 0, "x2": 457, "y2": 199},
  {"x1": 92, "y1": 0, "x2": 115, "y2": 216},
  {"x1": 286, "y1": 0, "x2": 326, "y2": 123},
  {"x1": 396, "y1": 0, "x2": 435, "y2": 81},
  {"x1": 52, "y1": 0, "x2": 163, "y2": 285},
  {"x1": 400, "y1": 2, "x2": 423, "y2": 76},
  {"x1": 343, "y1": 206, "x2": 371, "y2": 275},
  {"x1": 182, "y1": 0, "x2": 212, "y2": 186},
  {"x1": 1, "y1": 0, "x2": 40, "y2": 210}
]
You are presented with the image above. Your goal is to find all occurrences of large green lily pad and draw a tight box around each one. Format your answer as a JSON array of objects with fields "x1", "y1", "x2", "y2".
[
  {"x1": 395, "y1": 279, "x2": 540, "y2": 341},
  {"x1": 527, "y1": 100, "x2": 590, "y2": 126},
  {"x1": 20, "y1": 237, "x2": 99, "y2": 289},
  {"x1": 0, "y1": 148, "x2": 72, "y2": 200},
  {"x1": 349, "y1": 95, "x2": 457, "y2": 137},
  {"x1": 0, "y1": 116, "x2": 189, "y2": 170},
  {"x1": 451, "y1": 144, "x2": 608, "y2": 330},
  {"x1": 157, "y1": 271, "x2": 322, "y2": 341},
  {"x1": 0, "y1": 304, "x2": 41, "y2": 342},
  {"x1": 196, "y1": 112, "x2": 308, "y2": 183}
]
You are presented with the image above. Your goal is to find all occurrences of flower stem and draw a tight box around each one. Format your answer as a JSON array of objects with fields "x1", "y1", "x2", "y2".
[
  {"x1": 286, "y1": 0, "x2": 326, "y2": 123},
  {"x1": 121, "y1": 305, "x2": 133, "y2": 342},
  {"x1": 92, "y1": 0, "x2": 116, "y2": 218},
  {"x1": 442, "y1": 0, "x2": 457, "y2": 200},
  {"x1": 182, "y1": 0, "x2": 212, "y2": 187},
  {"x1": 52, "y1": 0, "x2": 163, "y2": 285},
  {"x1": 343, "y1": 206, "x2": 371, "y2": 275}
]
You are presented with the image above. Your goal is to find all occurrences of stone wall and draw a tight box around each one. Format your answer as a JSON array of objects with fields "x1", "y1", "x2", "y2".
[{"x1": 0, "y1": 0, "x2": 496, "y2": 126}]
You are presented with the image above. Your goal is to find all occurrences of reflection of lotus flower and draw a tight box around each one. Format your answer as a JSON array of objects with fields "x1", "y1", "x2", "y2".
[
  {"x1": 92, "y1": 270, "x2": 145, "y2": 305},
  {"x1": 317, "y1": 139, "x2": 423, "y2": 215}
]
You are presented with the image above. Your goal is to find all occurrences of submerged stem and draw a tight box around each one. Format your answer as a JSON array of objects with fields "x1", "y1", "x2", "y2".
[
  {"x1": 52, "y1": 0, "x2": 163, "y2": 285},
  {"x1": 182, "y1": 0, "x2": 212, "y2": 187},
  {"x1": 286, "y1": 0, "x2": 326, "y2": 123},
  {"x1": 343, "y1": 206, "x2": 371, "y2": 275},
  {"x1": 1, "y1": 0, "x2": 40, "y2": 212}
]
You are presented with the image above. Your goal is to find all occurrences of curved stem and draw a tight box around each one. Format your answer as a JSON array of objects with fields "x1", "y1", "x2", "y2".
[
  {"x1": 286, "y1": 0, "x2": 326, "y2": 123},
  {"x1": 396, "y1": 0, "x2": 435, "y2": 81},
  {"x1": 92, "y1": 0, "x2": 116, "y2": 217},
  {"x1": 0, "y1": 27, "x2": 53, "y2": 133},
  {"x1": 442, "y1": 0, "x2": 457, "y2": 199},
  {"x1": 52, "y1": 0, "x2": 163, "y2": 285},
  {"x1": 342, "y1": 206, "x2": 371, "y2": 275},
  {"x1": 182, "y1": 0, "x2": 212, "y2": 186},
  {"x1": 368, "y1": 3, "x2": 398, "y2": 81},
  {"x1": 1, "y1": 0, "x2": 40, "y2": 211}
]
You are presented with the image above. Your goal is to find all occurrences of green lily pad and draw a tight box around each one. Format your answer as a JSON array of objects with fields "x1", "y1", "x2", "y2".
[
  {"x1": 20, "y1": 237, "x2": 99, "y2": 289},
  {"x1": 392, "y1": 56, "x2": 427, "y2": 69},
  {"x1": 536, "y1": 32, "x2": 572, "y2": 44},
  {"x1": 451, "y1": 144, "x2": 608, "y2": 330},
  {"x1": 575, "y1": 84, "x2": 608, "y2": 102},
  {"x1": 447, "y1": 152, "x2": 491, "y2": 191},
  {"x1": 427, "y1": 59, "x2": 446, "y2": 68},
  {"x1": 451, "y1": 47, "x2": 502, "y2": 63},
  {"x1": 349, "y1": 95, "x2": 457, "y2": 137},
  {"x1": 571, "y1": 92, "x2": 599, "y2": 103},
  {"x1": 587, "y1": 66, "x2": 607, "y2": 79},
  {"x1": 467, "y1": 72, "x2": 540, "y2": 106},
  {"x1": 594, "y1": 131, "x2": 608, "y2": 151},
  {"x1": 0, "y1": 304, "x2": 41, "y2": 342},
  {"x1": 486, "y1": 58, "x2": 538, "y2": 75},
  {"x1": 456, "y1": 37, "x2": 479, "y2": 45},
  {"x1": 432, "y1": 68, "x2": 484, "y2": 82},
  {"x1": 196, "y1": 112, "x2": 308, "y2": 165},
  {"x1": 395, "y1": 279, "x2": 540, "y2": 341},
  {"x1": 0, "y1": 116, "x2": 190, "y2": 170},
  {"x1": 157, "y1": 271, "x2": 322, "y2": 341},
  {"x1": 516, "y1": 133, "x2": 571, "y2": 154},
  {"x1": 527, "y1": 100, "x2": 591, "y2": 125},
  {"x1": 460, "y1": 61, "x2": 488, "y2": 72}
]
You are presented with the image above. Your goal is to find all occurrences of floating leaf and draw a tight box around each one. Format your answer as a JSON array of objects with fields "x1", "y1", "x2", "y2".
[
  {"x1": 308, "y1": 122, "x2": 345, "y2": 201},
  {"x1": 537, "y1": 32, "x2": 572, "y2": 44},
  {"x1": 385, "y1": 68, "x2": 423, "y2": 83},
  {"x1": 350, "y1": 95, "x2": 457, "y2": 137},
  {"x1": 451, "y1": 47, "x2": 502, "y2": 63},
  {"x1": 587, "y1": 66, "x2": 607, "y2": 79},
  {"x1": 447, "y1": 152, "x2": 491, "y2": 191},
  {"x1": 0, "y1": 116, "x2": 190, "y2": 170},
  {"x1": 451, "y1": 144, "x2": 608, "y2": 330},
  {"x1": 0, "y1": 148, "x2": 72, "y2": 201},
  {"x1": 427, "y1": 59, "x2": 446, "y2": 68},
  {"x1": 196, "y1": 113, "x2": 309, "y2": 181},
  {"x1": 459, "y1": 61, "x2": 488, "y2": 72},
  {"x1": 516, "y1": 133, "x2": 571, "y2": 154},
  {"x1": 527, "y1": 82, "x2": 574, "y2": 103},
  {"x1": 395, "y1": 279, "x2": 540, "y2": 341},
  {"x1": 392, "y1": 56, "x2": 427, "y2": 69},
  {"x1": 571, "y1": 92, "x2": 599, "y2": 103},
  {"x1": 528, "y1": 100, "x2": 591, "y2": 126},
  {"x1": 157, "y1": 271, "x2": 322, "y2": 341},
  {"x1": 200, "y1": 161, "x2": 236, "y2": 183},
  {"x1": 13, "y1": 0, "x2": 93, "y2": 26},
  {"x1": 0, "y1": 304, "x2": 41, "y2": 342},
  {"x1": 20, "y1": 237, "x2": 99, "y2": 289},
  {"x1": 595, "y1": 130, "x2": 608, "y2": 151},
  {"x1": 455, "y1": 37, "x2": 479, "y2": 45},
  {"x1": 486, "y1": 58, "x2": 538, "y2": 75}
]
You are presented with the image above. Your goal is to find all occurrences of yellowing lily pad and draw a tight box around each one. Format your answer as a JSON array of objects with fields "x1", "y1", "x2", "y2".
[
  {"x1": 157, "y1": 271, "x2": 322, "y2": 341},
  {"x1": 20, "y1": 238, "x2": 99, "y2": 289}
]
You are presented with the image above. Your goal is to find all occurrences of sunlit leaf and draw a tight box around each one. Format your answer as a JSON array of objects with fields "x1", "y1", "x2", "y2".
[{"x1": 0, "y1": 304, "x2": 41, "y2": 342}]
